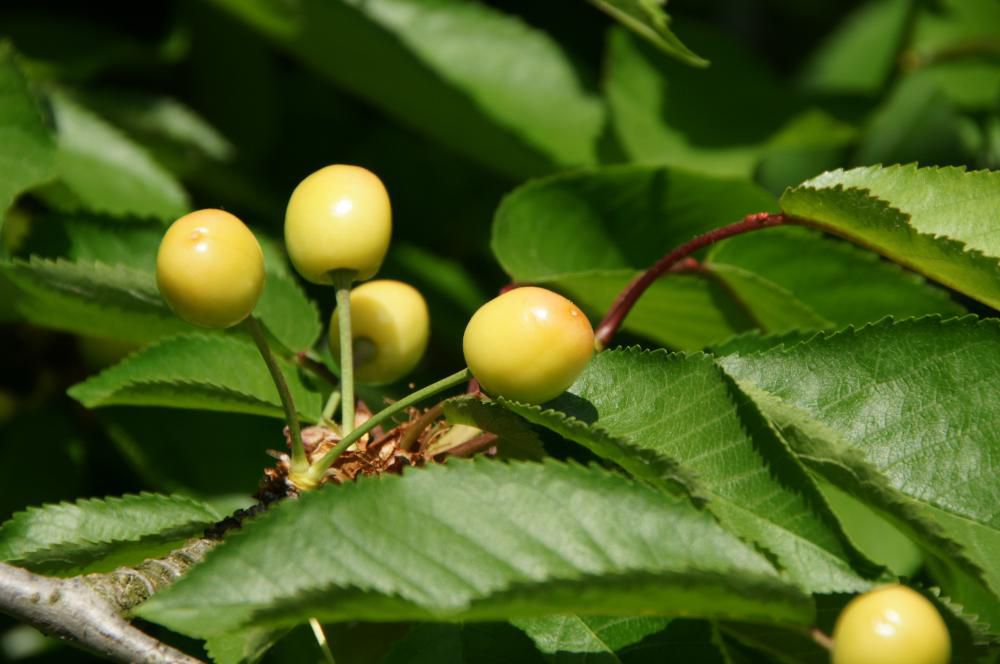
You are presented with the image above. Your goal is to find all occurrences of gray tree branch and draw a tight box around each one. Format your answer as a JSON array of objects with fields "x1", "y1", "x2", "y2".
[{"x1": 0, "y1": 538, "x2": 217, "y2": 664}]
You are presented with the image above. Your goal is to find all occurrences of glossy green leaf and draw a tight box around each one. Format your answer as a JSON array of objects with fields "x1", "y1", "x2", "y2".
[
  {"x1": 506, "y1": 349, "x2": 874, "y2": 593},
  {"x1": 511, "y1": 614, "x2": 669, "y2": 655},
  {"x1": 812, "y1": 475, "x2": 924, "y2": 578},
  {"x1": 68, "y1": 334, "x2": 323, "y2": 422},
  {"x1": 138, "y1": 460, "x2": 811, "y2": 638},
  {"x1": 0, "y1": 493, "x2": 217, "y2": 575},
  {"x1": 209, "y1": 0, "x2": 604, "y2": 177},
  {"x1": 587, "y1": 0, "x2": 705, "y2": 67},
  {"x1": 45, "y1": 91, "x2": 189, "y2": 221},
  {"x1": 781, "y1": 164, "x2": 1000, "y2": 309},
  {"x1": 705, "y1": 262, "x2": 830, "y2": 334},
  {"x1": 717, "y1": 316, "x2": 1000, "y2": 630},
  {"x1": 0, "y1": 44, "x2": 56, "y2": 221}
]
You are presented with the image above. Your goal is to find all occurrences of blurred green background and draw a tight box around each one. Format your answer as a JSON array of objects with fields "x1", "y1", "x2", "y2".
[{"x1": 1, "y1": 0, "x2": 998, "y2": 661}]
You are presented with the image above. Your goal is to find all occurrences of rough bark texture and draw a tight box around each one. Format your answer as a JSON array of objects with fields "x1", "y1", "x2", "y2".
[{"x1": 0, "y1": 556, "x2": 209, "y2": 663}]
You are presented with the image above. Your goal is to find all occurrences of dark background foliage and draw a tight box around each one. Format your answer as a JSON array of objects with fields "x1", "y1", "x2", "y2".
[{"x1": 1, "y1": 0, "x2": 997, "y2": 660}]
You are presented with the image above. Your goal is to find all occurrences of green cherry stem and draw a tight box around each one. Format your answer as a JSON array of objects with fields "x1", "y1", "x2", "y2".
[
  {"x1": 810, "y1": 627, "x2": 833, "y2": 652},
  {"x1": 245, "y1": 315, "x2": 308, "y2": 474},
  {"x1": 300, "y1": 368, "x2": 472, "y2": 488},
  {"x1": 309, "y1": 618, "x2": 337, "y2": 664},
  {"x1": 331, "y1": 269, "x2": 357, "y2": 435},
  {"x1": 321, "y1": 389, "x2": 342, "y2": 425}
]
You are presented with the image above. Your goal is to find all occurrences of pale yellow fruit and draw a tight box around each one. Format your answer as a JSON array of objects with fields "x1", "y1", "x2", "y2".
[
  {"x1": 463, "y1": 287, "x2": 593, "y2": 404},
  {"x1": 329, "y1": 280, "x2": 429, "y2": 384},
  {"x1": 284, "y1": 164, "x2": 392, "y2": 284},
  {"x1": 833, "y1": 585, "x2": 950, "y2": 664},
  {"x1": 156, "y1": 209, "x2": 265, "y2": 329}
]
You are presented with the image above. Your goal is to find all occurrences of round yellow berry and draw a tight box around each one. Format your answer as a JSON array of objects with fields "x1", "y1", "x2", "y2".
[
  {"x1": 284, "y1": 164, "x2": 392, "y2": 284},
  {"x1": 463, "y1": 287, "x2": 594, "y2": 404},
  {"x1": 156, "y1": 209, "x2": 265, "y2": 329},
  {"x1": 832, "y1": 585, "x2": 950, "y2": 664},
  {"x1": 329, "y1": 280, "x2": 429, "y2": 385}
]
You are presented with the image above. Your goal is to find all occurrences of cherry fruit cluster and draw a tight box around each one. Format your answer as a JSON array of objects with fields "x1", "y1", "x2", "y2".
[{"x1": 156, "y1": 164, "x2": 594, "y2": 406}]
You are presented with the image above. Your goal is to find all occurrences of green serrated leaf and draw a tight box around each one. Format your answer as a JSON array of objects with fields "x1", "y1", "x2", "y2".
[
  {"x1": 705, "y1": 262, "x2": 831, "y2": 333},
  {"x1": 68, "y1": 334, "x2": 322, "y2": 422},
  {"x1": 587, "y1": 0, "x2": 706, "y2": 67},
  {"x1": 717, "y1": 316, "x2": 1000, "y2": 630},
  {"x1": 0, "y1": 493, "x2": 217, "y2": 575},
  {"x1": 4, "y1": 219, "x2": 320, "y2": 350},
  {"x1": 0, "y1": 43, "x2": 56, "y2": 224},
  {"x1": 708, "y1": 330, "x2": 819, "y2": 357},
  {"x1": 511, "y1": 614, "x2": 669, "y2": 655},
  {"x1": 707, "y1": 226, "x2": 964, "y2": 328},
  {"x1": 926, "y1": 585, "x2": 1000, "y2": 655},
  {"x1": 506, "y1": 349, "x2": 874, "y2": 594},
  {"x1": 782, "y1": 164, "x2": 1000, "y2": 310},
  {"x1": 138, "y1": 460, "x2": 811, "y2": 638},
  {"x1": 443, "y1": 396, "x2": 545, "y2": 460},
  {"x1": 45, "y1": 90, "x2": 189, "y2": 221},
  {"x1": 210, "y1": 0, "x2": 603, "y2": 177},
  {"x1": 0, "y1": 257, "x2": 194, "y2": 342},
  {"x1": 19, "y1": 212, "x2": 164, "y2": 270}
]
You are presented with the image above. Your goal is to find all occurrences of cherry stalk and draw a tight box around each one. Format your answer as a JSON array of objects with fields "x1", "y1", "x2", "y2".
[{"x1": 594, "y1": 211, "x2": 789, "y2": 349}]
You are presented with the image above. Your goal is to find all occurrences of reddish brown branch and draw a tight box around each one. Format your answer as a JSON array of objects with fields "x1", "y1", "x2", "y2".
[{"x1": 594, "y1": 212, "x2": 788, "y2": 349}]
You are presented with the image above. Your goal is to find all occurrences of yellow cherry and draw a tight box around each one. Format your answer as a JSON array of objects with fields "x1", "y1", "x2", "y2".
[
  {"x1": 284, "y1": 164, "x2": 392, "y2": 284},
  {"x1": 832, "y1": 585, "x2": 951, "y2": 664},
  {"x1": 329, "y1": 280, "x2": 430, "y2": 385},
  {"x1": 463, "y1": 287, "x2": 594, "y2": 404},
  {"x1": 156, "y1": 209, "x2": 265, "y2": 329}
]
